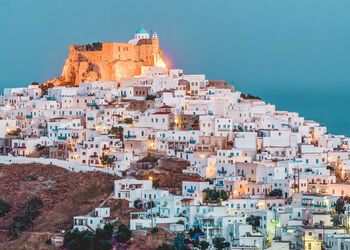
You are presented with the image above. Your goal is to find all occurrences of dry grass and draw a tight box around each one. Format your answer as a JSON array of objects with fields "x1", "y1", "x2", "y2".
[{"x1": 0, "y1": 163, "x2": 117, "y2": 249}]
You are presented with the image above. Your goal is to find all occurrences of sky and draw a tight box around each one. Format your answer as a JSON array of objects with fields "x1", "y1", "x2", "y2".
[{"x1": 0, "y1": 0, "x2": 350, "y2": 134}]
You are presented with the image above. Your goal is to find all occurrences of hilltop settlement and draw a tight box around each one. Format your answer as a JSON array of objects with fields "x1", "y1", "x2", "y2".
[{"x1": 1, "y1": 28, "x2": 350, "y2": 250}]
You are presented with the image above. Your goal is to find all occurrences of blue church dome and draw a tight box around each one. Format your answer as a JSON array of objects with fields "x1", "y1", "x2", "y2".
[{"x1": 135, "y1": 27, "x2": 149, "y2": 35}]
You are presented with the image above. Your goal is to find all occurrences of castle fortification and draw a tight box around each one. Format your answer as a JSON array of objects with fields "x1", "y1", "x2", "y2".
[{"x1": 45, "y1": 27, "x2": 166, "y2": 86}]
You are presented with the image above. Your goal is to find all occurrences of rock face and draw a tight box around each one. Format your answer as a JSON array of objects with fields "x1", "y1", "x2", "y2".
[{"x1": 45, "y1": 37, "x2": 166, "y2": 86}]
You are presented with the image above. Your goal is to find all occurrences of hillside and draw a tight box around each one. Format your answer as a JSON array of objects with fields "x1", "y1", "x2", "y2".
[{"x1": 0, "y1": 163, "x2": 116, "y2": 249}]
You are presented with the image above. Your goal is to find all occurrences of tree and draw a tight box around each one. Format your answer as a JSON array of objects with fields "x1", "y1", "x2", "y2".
[
  {"x1": 123, "y1": 118, "x2": 133, "y2": 124},
  {"x1": 35, "y1": 144, "x2": 45, "y2": 151},
  {"x1": 148, "y1": 200, "x2": 156, "y2": 209},
  {"x1": 188, "y1": 226, "x2": 203, "y2": 239},
  {"x1": 7, "y1": 128, "x2": 21, "y2": 137},
  {"x1": 133, "y1": 199, "x2": 143, "y2": 209},
  {"x1": 100, "y1": 155, "x2": 115, "y2": 168},
  {"x1": 199, "y1": 240, "x2": 209, "y2": 250},
  {"x1": 172, "y1": 233, "x2": 189, "y2": 250},
  {"x1": 335, "y1": 196, "x2": 350, "y2": 214},
  {"x1": 146, "y1": 94, "x2": 156, "y2": 100},
  {"x1": 64, "y1": 224, "x2": 114, "y2": 250},
  {"x1": 94, "y1": 226, "x2": 112, "y2": 250},
  {"x1": 9, "y1": 197, "x2": 43, "y2": 238},
  {"x1": 116, "y1": 224, "x2": 131, "y2": 243},
  {"x1": 246, "y1": 215, "x2": 261, "y2": 229},
  {"x1": 64, "y1": 229, "x2": 95, "y2": 250},
  {"x1": 203, "y1": 189, "x2": 228, "y2": 203},
  {"x1": 108, "y1": 126, "x2": 123, "y2": 139},
  {"x1": 269, "y1": 189, "x2": 283, "y2": 198},
  {"x1": 240, "y1": 93, "x2": 261, "y2": 100},
  {"x1": 212, "y1": 237, "x2": 230, "y2": 250},
  {"x1": 336, "y1": 197, "x2": 346, "y2": 214},
  {"x1": 0, "y1": 199, "x2": 10, "y2": 217},
  {"x1": 332, "y1": 214, "x2": 342, "y2": 227}
]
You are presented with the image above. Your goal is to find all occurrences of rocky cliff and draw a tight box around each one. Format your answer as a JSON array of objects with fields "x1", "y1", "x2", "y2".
[{"x1": 44, "y1": 38, "x2": 165, "y2": 87}]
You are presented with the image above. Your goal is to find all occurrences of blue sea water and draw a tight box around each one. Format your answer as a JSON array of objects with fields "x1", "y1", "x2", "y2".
[
  {"x1": 0, "y1": 0, "x2": 349, "y2": 136},
  {"x1": 234, "y1": 82, "x2": 350, "y2": 136},
  {"x1": 0, "y1": 81, "x2": 348, "y2": 137}
]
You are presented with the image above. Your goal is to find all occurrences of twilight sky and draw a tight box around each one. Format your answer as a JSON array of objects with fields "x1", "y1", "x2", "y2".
[{"x1": 0, "y1": 0, "x2": 350, "y2": 134}]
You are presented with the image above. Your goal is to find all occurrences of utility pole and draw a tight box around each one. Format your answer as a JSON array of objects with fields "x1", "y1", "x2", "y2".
[
  {"x1": 347, "y1": 205, "x2": 350, "y2": 233},
  {"x1": 150, "y1": 197, "x2": 154, "y2": 229},
  {"x1": 292, "y1": 167, "x2": 301, "y2": 194},
  {"x1": 297, "y1": 166, "x2": 300, "y2": 193}
]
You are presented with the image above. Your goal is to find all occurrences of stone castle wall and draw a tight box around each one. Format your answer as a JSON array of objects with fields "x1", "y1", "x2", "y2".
[{"x1": 45, "y1": 38, "x2": 164, "y2": 86}]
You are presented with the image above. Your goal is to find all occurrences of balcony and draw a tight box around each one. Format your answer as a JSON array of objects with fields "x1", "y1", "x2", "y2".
[
  {"x1": 46, "y1": 96, "x2": 56, "y2": 101},
  {"x1": 215, "y1": 182, "x2": 224, "y2": 187},
  {"x1": 87, "y1": 102, "x2": 98, "y2": 108},
  {"x1": 58, "y1": 135, "x2": 67, "y2": 140},
  {"x1": 217, "y1": 169, "x2": 227, "y2": 175},
  {"x1": 124, "y1": 135, "x2": 137, "y2": 139},
  {"x1": 187, "y1": 188, "x2": 196, "y2": 193}
]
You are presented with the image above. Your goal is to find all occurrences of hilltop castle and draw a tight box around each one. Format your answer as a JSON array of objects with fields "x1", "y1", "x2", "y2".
[{"x1": 45, "y1": 27, "x2": 167, "y2": 86}]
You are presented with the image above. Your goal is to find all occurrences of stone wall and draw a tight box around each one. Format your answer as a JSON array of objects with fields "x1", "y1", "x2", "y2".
[{"x1": 44, "y1": 38, "x2": 165, "y2": 86}]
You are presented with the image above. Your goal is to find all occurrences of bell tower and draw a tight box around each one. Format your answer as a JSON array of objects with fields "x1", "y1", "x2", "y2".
[{"x1": 151, "y1": 32, "x2": 166, "y2": 68}]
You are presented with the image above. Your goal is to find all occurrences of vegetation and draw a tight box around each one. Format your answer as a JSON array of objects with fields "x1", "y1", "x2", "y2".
[
  {"x1": 332, "y1": 214, "x2": 342, "y2": 227},
  {"x1": 240, "y1": 93, "x2": 261, "y2": 100},
  {"x1": 123, "y1": 118, "x2": 133, "y2": 124},
  {"x1": 203, "y1": 189, "x2": 228, "y2": 203},
  {"x1": 108, "y1": 126, "x2": 123, "y2": 139},
  {"x1": 146, "y1": 94, "x2": 156, "y2": 100},
  {"x1": 335, "y1": 196, "x2": 350, "y2": 214},
  {"x1": 133, "y1": 199, "x2": 143, "y2": 209},
  {"x1": 212, "y1": 236, "x2": 230, "y2": 250},
  {"x1": 188, "y1": 226, "x2": 203, "y2": 239},
  {"x1": 147, "y1": 200, "x2": 156, "y2": 208},
  {"x1": 35, "y1": 144, "x2": 45, "y2": 151},
  {"x1": 199, "y1": 240, "x2": 210, "y2": 250},
  {"x1": 7, "y1": 128, "x2": 21, "y2": 137},
  {"x1": 172, "y1": 233, "x2": 189, "y2": 250},
  {"x1": 100, "y1": 155, "x2": 116, "y2": 168},
  {"x1": 115, "y1": 224, "x2": 132, "y2": 243},
  {"x1": 9, "y1": 197, "x2": 43, "y2": 238},
  {"x1": 0, "y1": 199, "x2": 11, "y2": 217},
  {"x1": 268, "y1": 188, "x2": 283, "y2": 198},
  {"x1": 246, "y1": 215, "x2": 261, "y2": 229},
  {"x1": 64, "y1": 223, "x2": 113, "y2": 250},
  {"x1": 151, "y1": 227, "x2": 159, "y2": 233}
]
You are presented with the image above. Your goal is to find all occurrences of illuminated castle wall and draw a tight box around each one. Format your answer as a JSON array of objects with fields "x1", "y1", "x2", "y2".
[{"x1": 46, "y1": 27, "x2": 166, "y2": 86}]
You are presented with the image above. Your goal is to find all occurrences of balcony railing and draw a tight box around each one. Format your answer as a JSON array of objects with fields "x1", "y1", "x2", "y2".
[
  {"x1": 87, "y1": 102, "x2": 98, "y2": 108},
  {"x1": 187, "y1": 188, "x2": 195, "y2": 193},
  {"x1": 124, "y1": 135, "x2": 137, "y2": 139},
  {"x1": 189, "y1": 139, "x2": 196, "y2": 144},
  {"x1": 217, "y1": 169, "x2": 227, "y2": 174}
]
